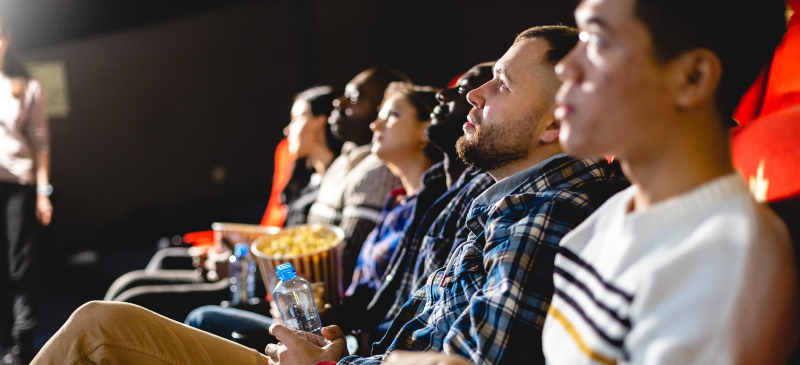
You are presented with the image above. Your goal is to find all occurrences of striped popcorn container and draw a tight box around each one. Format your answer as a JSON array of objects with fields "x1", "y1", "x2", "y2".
[{"x1": 250, "y1": 225, "x2": 345, "y2": 307}]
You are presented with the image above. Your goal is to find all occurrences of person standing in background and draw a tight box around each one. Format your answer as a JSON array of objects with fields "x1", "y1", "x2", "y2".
[{"x1": 0, "y1": 20, "x2": 52, "y2": 365}]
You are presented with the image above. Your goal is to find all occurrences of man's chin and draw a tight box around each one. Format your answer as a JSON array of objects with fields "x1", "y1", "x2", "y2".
[{"x1": 330, "y1": 125, "x2": 347, "y2": 142}]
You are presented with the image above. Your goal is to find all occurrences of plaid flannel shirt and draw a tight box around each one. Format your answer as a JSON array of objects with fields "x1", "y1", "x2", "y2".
[
  {"x1": 340, "y1": 155, "x2": 627, "y2": 365},
  {"x1": 365, "y1": 167, "x2": 495, "y2": 340}
]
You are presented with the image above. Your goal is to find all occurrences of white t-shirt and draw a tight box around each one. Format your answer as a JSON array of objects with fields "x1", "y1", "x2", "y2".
[{"x1": 542, "y1": 173, "x2": 799, "y2": 364}]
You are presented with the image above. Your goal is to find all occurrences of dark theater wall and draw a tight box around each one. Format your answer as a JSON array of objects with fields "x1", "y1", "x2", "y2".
[{"x1": 12, "y1": 0, "x2": 577, "y2": 252}]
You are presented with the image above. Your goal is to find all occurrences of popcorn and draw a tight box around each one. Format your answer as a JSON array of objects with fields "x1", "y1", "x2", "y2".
[{"x1": 256, "y1": 224, "x2": 339, "y2": 257}]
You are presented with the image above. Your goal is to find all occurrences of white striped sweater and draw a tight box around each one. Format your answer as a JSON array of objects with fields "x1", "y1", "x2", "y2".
[{"x1": 542, "y1": 173, "x2": 799, "y2": 364}]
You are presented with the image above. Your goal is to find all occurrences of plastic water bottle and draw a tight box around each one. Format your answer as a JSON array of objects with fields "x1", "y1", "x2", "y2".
[
  {"x1": 272, "y1": 263, "x2": 323, "y2": 335},
  {"x1": 229, "y1": 243, "x2": 256, "y2": 306}
]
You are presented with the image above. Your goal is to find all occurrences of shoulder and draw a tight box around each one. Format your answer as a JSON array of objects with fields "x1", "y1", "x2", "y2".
[
  {"x1": 681, "y1": 191, "x2": 790, "y2": 259},
  {"x1": 350, "y1": 156, "x2": 398, "y2": 189}
]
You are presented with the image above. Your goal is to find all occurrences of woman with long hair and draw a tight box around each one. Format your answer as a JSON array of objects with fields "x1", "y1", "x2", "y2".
[{"x1": 280, "y1": 86, "x2": 343, "y2": 227}]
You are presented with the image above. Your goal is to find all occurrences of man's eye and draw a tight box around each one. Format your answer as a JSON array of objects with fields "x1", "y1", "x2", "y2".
[
  {"x1": 579, "y1": 31, "x2": 604, "y2": 47},
  {"x1": 499, "y1": 81, "x2": 508, "y2": 90},
  {"x1": 389, "y1": 111, "x2": 399, "y2": 118}
]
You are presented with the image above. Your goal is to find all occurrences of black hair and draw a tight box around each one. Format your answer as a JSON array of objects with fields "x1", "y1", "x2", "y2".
[
  {"x1": 365, "y1": 66, "x2": 412, "y2": 89},
  {"x1": 515, "y1": 25, "x2": 580, "y2": 65},
  {"x1": 281, "y1": 86, "x2": 344, "y2": 208},
  {"x1": 633, "y1": 0, "x2": 786, "y2": 119},
  {"x1": 295, "y1": 86, "x2": 344, "y2": 157}
]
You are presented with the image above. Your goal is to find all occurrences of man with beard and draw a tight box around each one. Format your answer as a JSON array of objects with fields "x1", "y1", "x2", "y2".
[{"x1": 264, "y1": 25, "x2": 627, "y2": 365}]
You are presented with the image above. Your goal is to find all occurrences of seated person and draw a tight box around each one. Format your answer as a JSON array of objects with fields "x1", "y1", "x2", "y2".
[
  {"x1": 540, "y1": 0, "x2": 799, "y2": 363},
  {"x1": 29, "y1": 25, "x2": 627, "y2": 365},
  {"x1": 281, "y1": 86, "x2": 345, "y2": 227}
]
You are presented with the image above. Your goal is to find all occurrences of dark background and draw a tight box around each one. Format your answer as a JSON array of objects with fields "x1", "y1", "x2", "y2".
[{"x1": 0, "y1": 0, "x2": 579, "y2": 350}]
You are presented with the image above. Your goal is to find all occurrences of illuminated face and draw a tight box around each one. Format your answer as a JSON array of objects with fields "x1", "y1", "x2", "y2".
[
  {"x1": 370, "y1": 93, "x2": 430, "y2": 164},
  {"x1": 555, "y1": 0, "x2": 675, "y2": 160},
  {"x1": 284, "y1": 99, "x2": 325, "y2": 157},
  {"x1": 457, "y1": 38, "x2": 554, "y2": 172},
  {"x1": 329, "y1": 70, "x2": 385, "y2": 145}
]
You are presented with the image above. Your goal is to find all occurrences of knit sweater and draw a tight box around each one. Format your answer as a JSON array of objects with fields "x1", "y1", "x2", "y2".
[{"x1": 542, "y1": 173, "x2": 799, "y2": 364}]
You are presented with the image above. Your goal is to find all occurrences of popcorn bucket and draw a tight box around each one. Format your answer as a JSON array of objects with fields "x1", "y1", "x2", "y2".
[
  {"x1": 211, "y1": 222, "x2": 280, "y2": 253},
  {"x1": 250, "y1": 225, "x2": 345, "y2": 307}
]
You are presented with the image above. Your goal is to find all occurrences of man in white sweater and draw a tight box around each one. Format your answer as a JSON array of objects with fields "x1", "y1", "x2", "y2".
[
  {"x1": 537, "y1": 0, "x2": 800, "y2": 364},
  {"x1": 384, "y1": 1, "x2": 798, "y2": 365}
]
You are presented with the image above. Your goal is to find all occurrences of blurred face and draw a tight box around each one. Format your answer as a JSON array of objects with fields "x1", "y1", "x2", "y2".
[
  {"x1": 329, "y1": 70, "x2": 385, "y2": 145},
  {"x1": 370, "y1": 93, "x2": 430, "y2": 164},
  {"x1": 457, "y1": 38, "x2": 555, "y2": 172},
  {"x1": 427, "y1": 62, "x2": 494, "y2": 155},
  {"x1": 555, "y1": 0, "x2": 674, "y2": 159},
  {"x1": 284, "y1": 99, "x2": 325, "y2": 157}
]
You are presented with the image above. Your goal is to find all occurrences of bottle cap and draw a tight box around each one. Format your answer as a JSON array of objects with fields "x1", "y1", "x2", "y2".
[
  {"x1": 276, "y1": 263, "x2": 296, "y2": 281},
  {"x1": 234, "y1": 243, "x2": 249, "y2": 257}
]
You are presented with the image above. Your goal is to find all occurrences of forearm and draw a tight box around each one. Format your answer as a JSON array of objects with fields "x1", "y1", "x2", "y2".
[{"x1": 35, "y1": 150, "x2": 50, "y2": 186}]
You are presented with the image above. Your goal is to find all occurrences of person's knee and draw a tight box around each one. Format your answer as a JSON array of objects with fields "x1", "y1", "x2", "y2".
[
  {"x1": 185, "y1": 305, "x2": 218, "y2": 328},
  {"x1": 73, "y1": 301, "x2": 147, "y2": 326}
]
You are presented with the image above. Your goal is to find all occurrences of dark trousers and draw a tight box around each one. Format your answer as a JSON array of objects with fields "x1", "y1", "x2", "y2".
[{"x1": 0, "y1": 182, "x2": 40, "y2": 351}]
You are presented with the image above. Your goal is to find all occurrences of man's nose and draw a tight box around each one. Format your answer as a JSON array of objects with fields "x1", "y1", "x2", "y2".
[
  {"x1": 332, "y1": 96, "x2": 347, "y2": 109},
  {"x1": 467, "y1": 85, "x2": 485, "y2": 109}
]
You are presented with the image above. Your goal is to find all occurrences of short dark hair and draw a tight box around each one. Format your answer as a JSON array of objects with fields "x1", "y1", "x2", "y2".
[
  {"x1": 515, "y1": 25, "x2": 580, "y2": 65},
  {"x1": 633, "y1": 0, "x2": 786, "y2": 119},
  {"x1": 365, "y1": 66, "x2": 412, "y2": 92}
]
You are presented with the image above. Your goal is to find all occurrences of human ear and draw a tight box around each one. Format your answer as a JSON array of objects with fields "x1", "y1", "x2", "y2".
[
  {"x1": 673, "y1": 49, "x2": 722, "y2": 111},
  {"x1": 540, "y1": 119, "x2": 561, "y2": 144}
]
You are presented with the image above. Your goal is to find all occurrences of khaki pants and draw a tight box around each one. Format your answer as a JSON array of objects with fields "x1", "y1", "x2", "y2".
[{"x1": 32, "y1": 301, "x2": 269, "y2": 365}]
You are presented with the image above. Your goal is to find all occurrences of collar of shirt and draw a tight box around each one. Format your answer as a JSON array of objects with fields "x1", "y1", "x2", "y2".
[{"x1": 467, "y1": 153, "x2": 568, "y2": 226}]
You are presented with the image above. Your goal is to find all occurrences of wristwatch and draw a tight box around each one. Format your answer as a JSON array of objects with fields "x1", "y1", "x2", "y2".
[{"x1": 37, "y1": 184, "x2": 53, "y2": 196}]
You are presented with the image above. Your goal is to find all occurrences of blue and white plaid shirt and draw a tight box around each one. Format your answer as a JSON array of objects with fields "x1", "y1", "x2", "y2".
[{"x1": 340, "y1": 155, "x2": 627, "y2": 365}]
